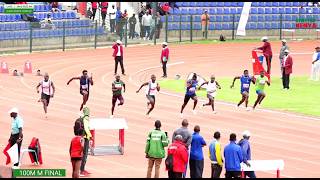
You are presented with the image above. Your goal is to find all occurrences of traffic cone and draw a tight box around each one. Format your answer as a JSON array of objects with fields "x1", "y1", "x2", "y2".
[
  {"x1": 0, "y1": 61, "x2": 9, "y2": 73},
  {"x1": 24, "y1": 61, "x2": 32, "y2": 73}
]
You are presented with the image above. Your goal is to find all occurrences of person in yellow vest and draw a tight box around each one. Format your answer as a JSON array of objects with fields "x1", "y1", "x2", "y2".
[{"x1": 201, "y1": 10, "x2": 210, "y2": 38}]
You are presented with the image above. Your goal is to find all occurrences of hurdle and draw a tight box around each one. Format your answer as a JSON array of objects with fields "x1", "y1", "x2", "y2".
[
  {"x1": 89, "y1": 118, "x2": 128, "y2": 156},
  {"x1": 240, "y1": 160, "x2": 284, "y2": 178}
]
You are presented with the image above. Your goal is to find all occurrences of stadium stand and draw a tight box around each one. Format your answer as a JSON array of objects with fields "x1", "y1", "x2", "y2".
[
  {"x1": 164, "y1": 2, "x2": 320, "y2": 31},
  {"x1": 0, "y1": 3, "x2": 106, "y2": 40}
]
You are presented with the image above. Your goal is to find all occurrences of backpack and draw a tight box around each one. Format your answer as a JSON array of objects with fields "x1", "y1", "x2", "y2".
[
  {"x1": 165, "y1": 154, "x2": 174, "y2": 171},
  {"x1": 73, "y1": 115, "x2": 88, "y2": 136}
]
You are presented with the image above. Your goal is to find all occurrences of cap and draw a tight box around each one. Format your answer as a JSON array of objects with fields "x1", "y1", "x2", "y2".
[
  {"x1": 204, "y1": 9, "x2": 208, "y2": 12},
  {"x1": 175, "y1": 134, "x2": 183, "y2": 140},
  {"x1": 284, "y1": 49, "x2": 290, "y2": 53},
  {"x1": 242, "y1": 130, "x2": 251, "y2": 137},
  {"x1": 116, "y1": 40, "x2": 122, "y2": 44},
  {"x1": 281, "y1": 39, "x2": 287, "y2": 43},
  {"x1": 261, "y1": 36, "x2": 268, "y2": 41},
  {"x1": 8, "y1": 107, "x2": 19, "y2": 114},
  {"x1": 315, "y1": 47, "x2": 320, "y2": 49},
  {"x1": 162, "y1": 42, "x2": 168, "y2": 46}
]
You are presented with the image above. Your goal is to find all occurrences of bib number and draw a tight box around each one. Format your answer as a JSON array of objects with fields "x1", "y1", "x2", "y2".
[
  {"x1": 259, "y1": 80, "x2": 265, "y2": 85},
  {"x1": 81, "y1": 84, "x2": 88, "y2": 89},
  {"x1": 242, "y1": 84, "x2": 250, "y2": 88},
  {"x1": 189, "y1": 87, "x2": 196, "y2": 92}
]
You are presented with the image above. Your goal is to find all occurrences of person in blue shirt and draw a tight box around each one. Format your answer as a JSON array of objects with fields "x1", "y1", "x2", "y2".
[
  {"x1": 115, "y1": 7, "x2": 122, "y2": 35},
  {"x1": 230, "y1": 70, "x2": 255, "y2": 111},
  {"x1": 180, "y1": 73, "x2": 198, "y2": 118},
  {"x1": 189, "y1": 125, "x2": 206, "y2": 178},
  {"x1": 238, "y1": 130, "x2": 256, "y2": 178},
  {"x1": 8, "y1": 107, "x2": 24, "y2": 167},
  {"x1": 224, "y1": 133, "x2": 243, "y2": 178}
]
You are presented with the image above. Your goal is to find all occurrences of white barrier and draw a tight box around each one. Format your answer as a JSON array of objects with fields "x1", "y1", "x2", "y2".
[
  {"x1": 240, "y1": 160, "x2": 284, "y2": 178},
  {"x1": 89, "y1": 118, "x2": 128, "y2": 155}
]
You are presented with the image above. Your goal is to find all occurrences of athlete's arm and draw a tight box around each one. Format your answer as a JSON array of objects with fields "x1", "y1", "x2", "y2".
[
  {"x1": 230, "y1": 76, "x2": 240, "y2": 88},
  {"x1": 36, "y1": 82, "x2": 41, "y2": 93},
  {"x1": 123, "y1": 82, "x2": 126, "y2": 93},
  {"x1": 216, "y1": 81, "x2": 221, "y2": 89},
  {"x1": 156, "y1": 83, "x2": 160, "y2": 91},
  {"x1": 251, "y1": 76, "x2": 256, "y2": 84},
  {"x1": 67, "y1": 77, "x2": 80, "y2": 85},
  {"x1": 51, "y1": 82, "x2": 55, "y2": 97},
  {"x1": 266, "y1": 79, "x2": 270, "y2": 86},
  {"x1": 198, "y1": 81, "x2": 208, "y2": 90},
  {"x1": 136, "y1": 82, "x2": 148, "y2": 93},
  {"x1": 90, "y1": 74, "x2": 94, "y2": 85}
]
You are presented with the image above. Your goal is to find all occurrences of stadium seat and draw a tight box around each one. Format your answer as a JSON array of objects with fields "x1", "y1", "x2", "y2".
[
  {"x1": 284, "y1": 22, "x2": 292, "y2": 29},
  {"x1": 279, "y1": 2, "x2": 285, "y2": 6},
  {"x1": 258, "y1": 15, "x2": 264, "y2": 22},
  {"x1": 250, "y1": 8, "x2": 258, "y2": 14},
  {"x1": 216, "y1": 8, "x2": 223, "y2": 14},
  {"x1": 272, "y1": 22, "x2": 279, "y2": 29},
  {"x1": 292, "y1": 8, "x2": 299, "y2": 14},
  {"x1": 231, "y1": 2, "x2": 237, "y2": 7},
  {"x1": 237, "y1": 2, "x2": 244, "y2": 7},
  {"x1": 272, "y1": 15, "x2": 279, "y2": 21},
  {"x1": 285, "y1": 8, "x2": 292, "y2": 14},
  {"x1": 257, "y1": 22, "x2": 264, "y2": 29},
  {"x1": 193, "y1": 23, "x2": 201, "y2": 30},
  {"x1": 293, "y1": 2, "x2": 300, "y2": 7},
  {"x1": 39, "y1": 4, "x2": 45, "y2": 12},
  {"x1": 0, "y1": 5, "x2": 3, "y2": 13},
  {"x1": 182, "y1": 2, "x2": 190, "y2": 7},
  {"x1": 279, "y1": 8, "x2": 285, "y2": 14},
  {"x1": 188, "y1": 8, "x2": 196, "y2": 15},
  {"x1": 224, "y1": 2, "x2": 231, "y2": 7},
  {"x1": 209, "y1": 2, "x2": 216, "y2": 7},
  {"x1": 209, "y1": 8, "x2": 216, "y2": 14},
  {"x1": 181, "y1": 8, "x2": 187, "y2": 15},
  {"x1": 230, "y1": 8, "x2": 236, "y2": 14},
  {"x1": 223, "y1": 15, "x2": 231, "y2": 22},
  {"x1": 0, "y1": 23, "x2": 4, "y2": 31},
  {"x1": 168, "y1": 15, "x2": 173, "y2": 22},
  {"x1": 216, "y1": 15, "x2": 222, "y2": 22},
  {"x1": 284, "y1": 15, "x2": 292, "y2": 21},
  {"x1": 15, "y1": 14, "x2": 21, "y2": 21},
  {"x1": 224, "y1": 8, "x2": 230, "y2": 14},
  {"x1": 189, "y1": 2, "x2": 196, "y2": 7},
  {"x1": 265, "y1": 22, "x2": 272, "y2": 29},
  {"x1": 258, "y1": 2, "x2": 265, "y2": 7},
  {"x1": 272, "y1": 2, "x2": 279, "y2": 6},
  {"x1": 215, "y1": 23, "x2": 222, "y2": 30},
  {"x1": 257, "y1": 8, "x2": 264, "y2": 14},
  {"x1": 272, "y1": 8, "x2": 279, "y2": 14},
  {"x1": 265, "y1": 2, "x2": 272, "y2": 7},
  {"x1": 236, "y1": 8, "x2": 242, "y2": 14},
  {"x1": 252, "y1": 2, "x2": 258, "y2": 7},
  {"x1": 181, "y1": 16, "x2": 186, "y2": 22},
  {"x1": 194, "y1": 15, "x2": 201, "y2": 22},
  {"x1": 250, "y1": 15, "x2": 257, "y2": 22},
  {"x1": 265, "y1": 8, "x2": 272, "y2": 14},
  {"x1": 217, "y1": 2, "x2": 224, "y2": 7},
  {"x1": 291, "y1": 15, "x2": 298, "y2": 21},
  {"x1": 265, "y1": 15, "x2": 272, "y2": 21},
  {"x1": 34, "y1": 5, "x2": 40, "y2": 12},
  {"x1": 286, "y1": 2, "x2": 293, "y2": 7},
  {"x1": 222, "y1": 23, "x2": 229, "y2": 30},
  {"x1": 196, "y1": 8, "x2": 202, "y2": 15},
  {"x1": 209, "y1": 24, "x2": 214, "y2": 30},
  {"x1": 173, "y1": 15, "x2": 179, "y2": 22}
]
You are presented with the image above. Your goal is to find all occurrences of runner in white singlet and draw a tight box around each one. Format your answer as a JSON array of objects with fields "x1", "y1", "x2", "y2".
[
  {"x1": 136, "y1": 74, "x2": 160, "y2": 118},
  {"x1": 36, "y1": 73, "x2": 55, "y2": 118},
  {"x1": 199, "y1": 75, "x2": 221, "y2": 113}
]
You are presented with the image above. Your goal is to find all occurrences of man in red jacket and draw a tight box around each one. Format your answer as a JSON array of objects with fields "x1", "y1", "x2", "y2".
[
  {"x1": 256, "y1": 36, "x2": 273, "y2": 74},
  {"x1": 167, "y1": 135, "x2": 188, "y2": 178},
  {"x1": 282, "y1": 49, "x2": 293, "y2": 90},
  {"x1": 161, "y1": 42, "x2": 169, "y2": 78},
  {"x1": 112, "y1": 40, "x2": 125, "y2": 75},
  {"x1": 100, "y1": 2, "x2": 108, "y2": 26},
  {"x1": 91, "y1": 2, "x2": 98, "y2": 20}
]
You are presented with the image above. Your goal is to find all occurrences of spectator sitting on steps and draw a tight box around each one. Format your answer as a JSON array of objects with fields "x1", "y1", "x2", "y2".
[{"x1": 40, "y1": 14, "x2": 56, "y2": 29}]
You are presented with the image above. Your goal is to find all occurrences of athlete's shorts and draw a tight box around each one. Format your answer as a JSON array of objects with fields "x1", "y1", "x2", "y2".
[
  {"x1": 112, "y1": 94, "x2": 124, "y2": 105},
  {"x1": 41, "y1": 93, "x2": 50, "y2": 105},
  {"x1": 184, "y1": 94, "x2": 196, "y2": 104},
  {"x1": 256, "y1": 90, "x2": 264, "y2": 95},
  {"x1": 207, "y1": 92, "x2": 216, "y2": 100},
  {"x1": 80, "y1": 89, "x2": 89, "y2": 96},
  {"x1": 146, "y1": 95, "x2": 155, "y2": 103},
  {"x1": 241, "y1": 89, "x2": 249, "y2": 95}
]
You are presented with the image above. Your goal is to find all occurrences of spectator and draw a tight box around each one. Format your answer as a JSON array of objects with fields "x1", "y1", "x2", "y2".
[
  {"x1": 112, "y1": 40, "x2": 125, "y2": 75},
  {"x1": 139, "y1": 6, "x2": 146, "y2": 39},
  {"x1": 311, "y1": 46, "x2": 320, "y2": 81},
  {"x1": 279, "y1": 39, "x2": 289, "y2": 76},
  {"x1": 201, "y1": 10, "x2": 210, "y2": 38},
  {"x1": 8, "y1": 107, "x2": 24, "y2": 168},
  {"x1": 109, "y1": 4, "x2": 116, "y2": 33},
  {"x1": 160, "y1": 42, "x2": 169, "y2": 78},
  {"x1": 70, "y1": 126, "x2": 84, "y2": 178},
  {"x1": 167, "y1": 135, "x2": 188, "y2": 178},
  {"x1": 21, "y1": 13, "x2": 40, "y2": 22},
  {"x1": 91, "y1": 2, "x2": 98, "y2": 20},
  {"x1": 100, "y1": 2, "x2": 108, "y2": 26},
  {"x1": 155, "y1": 12, "x2": 162, "y2": 39},
  {"x1": 189, "y1": 125, "x2": 206, "y2": 178},
  {"x1": 40, "y1": 14, "x2": 55, "y2": 29},
  {"x1": 172, "y1": 119, "x2": 192, "y2": 148},
  {"x1": 80, "y1": 107, "x2": 92, "y2": 177},
  {"x1": 281, "y1": 49, "x2": 293, "y2": 90},
  {"x1": 86, "y1": 7, "x2": 93, "y2": 19},
  {"x1": 115, "y1": 7, "x2": 122, "y2": 35},
  {"x1": 51, "y1": 2, "x2": 60, "y2": 12},
  {"x1": 149, "y1": 16, "x2": 156, "y2": 40},
  {"x1": 256, "y1": 36, "x2": 273, "y2": 74},
  {"x1": 142, "y1": 11, "x2": 152, "y2": 40},
  {"x1": 36, "y1": 69, "x2": 42, "y2": 76},
  {"x1": 224, "y1": 133, "x2": 243, "y2": 178},
  {"x1": 172, "y1": 119, "x2": 192, "y2": 178},
  {"x1": 209, "y1": 131, "x2": 223, "y2": 178},
  {"x1": 238, "y1": 130, "x2": 256, "y2": 178},
  {"x1": 128, "y1": 13, "x2": 137, "y2": 39},
  {"x1": 145, "y1": 120, "x2": 169, "y2": 178}
]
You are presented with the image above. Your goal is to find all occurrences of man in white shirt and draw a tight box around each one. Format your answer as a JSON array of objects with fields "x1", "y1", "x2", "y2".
[
  {"x1": 109, "y1": 4, "x2": 116, "y2": 33},
  {"x1": 311, "y1": 47, "x2": 320, "y2": 81},
  {"x1": 142, "y1": 11, "x2": 152, "y2": 40}
]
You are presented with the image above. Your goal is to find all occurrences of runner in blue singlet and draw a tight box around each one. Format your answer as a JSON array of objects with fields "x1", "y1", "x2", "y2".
[
  {"x1": 230, "y1": 70, "x2": 255, "y2": 110},
  {"x1": 180, "y1": 73, "x2": 198, "y2": 118},
  {"x1": 67, "y1": 70, "x2": 94, "y2": 111}
]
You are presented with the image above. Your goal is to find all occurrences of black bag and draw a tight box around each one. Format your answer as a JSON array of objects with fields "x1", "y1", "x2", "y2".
[
  {"x1": 165, "y1": 154, "x2": 174, "y2": 171},
  {"x1": 219, "y1": 34, "x2": 226, "y2": 41}
]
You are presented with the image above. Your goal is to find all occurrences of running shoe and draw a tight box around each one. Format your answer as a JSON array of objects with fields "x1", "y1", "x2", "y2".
[
  {"x1": 180, "y1": 113, "x2": 183, "y2": 118},
  {"x1": 192, "y1": 109, "x2": 197, "y2": 115},
  {"x1": 246, "y1": 107, "x2": 251, "y2": 111},
  {"x1": 213, "y1": 111, "x2": 217, "y2": 114},
  {"x1": 83, "y1": 170, "x2": 91, "y2": 175},
  {"x1": 110, "y1": 115, "x2": 114, "y2": 119}
]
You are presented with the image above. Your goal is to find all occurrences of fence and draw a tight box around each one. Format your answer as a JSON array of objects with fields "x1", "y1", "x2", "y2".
[{"x1": 0, "y1": 13, "x2": 319, "y2": 54}]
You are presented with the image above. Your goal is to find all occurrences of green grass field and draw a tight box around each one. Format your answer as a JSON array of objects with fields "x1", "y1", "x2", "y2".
[{"x1": 159, "y1": 76, "x2": 320, "y2": 117}]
